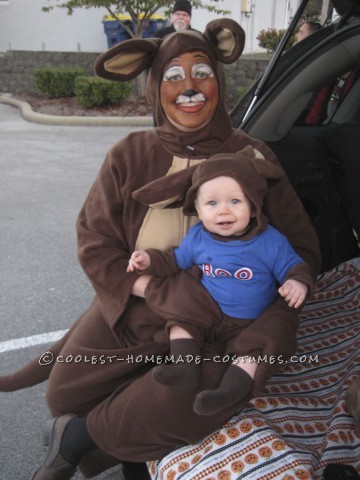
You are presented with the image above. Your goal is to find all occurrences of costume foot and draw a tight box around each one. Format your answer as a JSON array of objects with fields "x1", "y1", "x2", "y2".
[
  {"x1": 153, "y1": 338, "x2": 200, "y2": 391},
  {"x1": 32, "y1": 414, "x2": 77, "y2": 480},
  {"x1": 193, "y1": 365, "x2": 253, "y2": 416}
]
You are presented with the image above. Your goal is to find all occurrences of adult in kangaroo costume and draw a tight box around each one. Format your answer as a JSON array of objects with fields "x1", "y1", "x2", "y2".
[{"x1": 0, "y1": 19, "x2": 321, "y2": 480}]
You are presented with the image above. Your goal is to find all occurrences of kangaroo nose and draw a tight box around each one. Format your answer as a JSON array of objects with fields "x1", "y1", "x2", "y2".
[{"x1": 182, "y1": 89, "x2": 198, "y2": 97}]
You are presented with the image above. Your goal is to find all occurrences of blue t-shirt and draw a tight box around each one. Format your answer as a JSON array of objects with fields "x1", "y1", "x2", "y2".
[{"x1": 174, "y1": 222, "x2": 303, "y2": 319}]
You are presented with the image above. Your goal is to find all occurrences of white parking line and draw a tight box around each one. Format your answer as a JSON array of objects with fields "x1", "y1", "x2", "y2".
[{"x1": 0, "y1": 330, "x2": 68, "y2": 353}]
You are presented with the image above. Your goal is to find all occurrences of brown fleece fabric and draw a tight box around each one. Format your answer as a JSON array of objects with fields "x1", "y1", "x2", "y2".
[
  {"x1": 0, "y1": 129, "x2": 321, "y2": 468},
  {"x1": 0, "y1": 22, "x2": 321, "y2": 475},
  {"x1": 138, "y1": 153, "x2": 315, "y2": 369}
]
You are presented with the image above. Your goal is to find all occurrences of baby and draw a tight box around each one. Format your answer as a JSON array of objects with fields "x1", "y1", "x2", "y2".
[{"x1": 128, "y1": 150, "x2": 313, "y2": 415}]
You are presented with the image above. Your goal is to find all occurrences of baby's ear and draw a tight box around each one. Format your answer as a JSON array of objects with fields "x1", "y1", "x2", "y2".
[
  {"x1": 193, "y1": 198, "x2": 200, "y2": 216},
  {"x1": 94, "y1": 38, "x2": 162, "y2": 82},
  {"x1": 133, "y1": 165, "x2": 198, "y2": 209},
  {"x1": 203, "y1": 18, "x2": 245, "y2": 64}
]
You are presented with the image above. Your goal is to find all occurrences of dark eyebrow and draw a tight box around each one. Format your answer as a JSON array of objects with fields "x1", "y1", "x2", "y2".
[
  {"x1": 165, "y1": 53, "x2": 211, "y2": 69},
  {"x1": 194, "y1": 53, "x2": 210, "y2": 62},
  {"x1": 164, "y1": 57, "x2": 181, "y2": 69}
]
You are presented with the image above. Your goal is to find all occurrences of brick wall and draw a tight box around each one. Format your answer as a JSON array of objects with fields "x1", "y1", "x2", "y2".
[
  {"x1": 0, "y1": 51, "x2": 98, "y2": 95},
  {"x1": 0, "y1": 50, "x2": 269, "y2": 101}
]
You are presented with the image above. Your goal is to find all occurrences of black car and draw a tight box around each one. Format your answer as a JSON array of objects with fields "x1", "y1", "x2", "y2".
[
  {"x1": 151, "y1": 3, "x2": 360, "y2": 479},
  {"x1": 231, "y1": 0, "x2": 360, "y2": 273}
]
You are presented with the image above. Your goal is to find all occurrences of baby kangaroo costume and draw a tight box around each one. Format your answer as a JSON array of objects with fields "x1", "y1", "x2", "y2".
[
  {"x1": 132, "y1": 148, "x2": 314, "y2": 415},
  {"x1": 0, "y1": 18, "x2": 320, "y2": 479}
]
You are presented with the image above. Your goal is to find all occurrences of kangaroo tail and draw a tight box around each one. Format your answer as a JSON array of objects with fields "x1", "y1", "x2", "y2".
[{"x1": 0, "y1": 328, "x2": 72, "y2": 392}]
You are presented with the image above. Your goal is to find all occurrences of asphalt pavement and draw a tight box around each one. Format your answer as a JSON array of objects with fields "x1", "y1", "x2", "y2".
[{"x1": 0, "y1": 102, "x2": 149, "y2": 479}]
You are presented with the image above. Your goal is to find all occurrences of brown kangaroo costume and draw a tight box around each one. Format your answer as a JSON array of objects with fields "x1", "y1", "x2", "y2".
[
  {"x1": 0, "y1": 19, "x2": 321, "y2": 477},
  {"x1": 131, "y1": 149, "x2": 314, "y2": 415}
]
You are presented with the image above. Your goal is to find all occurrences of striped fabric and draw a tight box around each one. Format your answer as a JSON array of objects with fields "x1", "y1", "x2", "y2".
[{"x1": 149, "y1": 258, "x2": 360, "y2": 480}]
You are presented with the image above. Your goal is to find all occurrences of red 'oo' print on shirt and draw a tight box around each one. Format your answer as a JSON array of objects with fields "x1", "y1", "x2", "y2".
[{"x1": 202, "y1": 264, "x2": 253, "y2": 280}]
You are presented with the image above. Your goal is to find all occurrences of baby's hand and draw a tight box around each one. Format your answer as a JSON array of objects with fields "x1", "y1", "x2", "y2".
[
  {"x1": 127, "y1": 251, "x2": 151, "y2": 272},
  {"x1": 278, "y1": 279, "x2": 308, "y2": 308}
]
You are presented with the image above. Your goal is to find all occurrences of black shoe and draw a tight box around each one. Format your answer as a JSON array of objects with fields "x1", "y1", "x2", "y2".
[{"x1": 122, "y1": 461, "x2": 151, "y2": 480}]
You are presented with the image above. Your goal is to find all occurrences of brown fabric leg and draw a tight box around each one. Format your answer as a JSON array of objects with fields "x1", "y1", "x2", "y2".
[
  {"x1": 42, "y1": 278, "x2": 298, "y2": 468},
  {"x1": 46, "y1": 299, "x2": 168, "y2": 416},
  {"x1": 86, "y1": 342, "x2": 244, "y2": 463},
  {"x1": 231, "y1": 296, "x2": 300, "y2": 395},
  {"x1": 44, "y1": 297, "x2": 169, "y2": 477},
  {"x1": 164, "y1": 321, "x2": 206, "y2": 347}
]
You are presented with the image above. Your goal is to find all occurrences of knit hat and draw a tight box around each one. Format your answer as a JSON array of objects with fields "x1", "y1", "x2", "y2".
[
  {"x1": 133, "y1": 146, "x2": 285, "y2": 235},
  {"x1": 173, "y1": 0, "x2": 192, "y2": 16}
]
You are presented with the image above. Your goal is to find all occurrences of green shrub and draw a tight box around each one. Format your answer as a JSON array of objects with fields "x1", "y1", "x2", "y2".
[
  {"x1": 34, "y1": 66, "x2": 85, "y2": 98},
  {"x1": 74, "y1": 77, "x2": 132, "y2": 108},
  {"x1": 256, "y1": 28, "x2": 295, "y2": 54}
]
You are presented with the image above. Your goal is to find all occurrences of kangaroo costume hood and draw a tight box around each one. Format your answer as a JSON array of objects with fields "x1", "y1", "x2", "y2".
[
  {"x1": 133, "y1": 146, "x2": 285, "y2": 238},
  {"x1": 95, "y1": 19, "x2": 245, "y2": 156}
]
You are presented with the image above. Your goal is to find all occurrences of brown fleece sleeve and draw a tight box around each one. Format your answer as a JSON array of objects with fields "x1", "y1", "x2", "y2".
[
  {"x1": 283, "y1": 261, "x2": 315, "y2": 295},
  {"x1": 145, "y1": 266, "x2": 223, "y2": 329},
  {"x1": 76, "y1": 131, "x2": 174, "y2": 330},
  {"x1": 140, "y1": 248, "x2": 180, "y2": 277}
]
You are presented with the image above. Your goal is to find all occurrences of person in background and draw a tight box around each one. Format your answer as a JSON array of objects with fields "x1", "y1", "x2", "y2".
[
  {"x1": 294, "y1": 20, "x2": 321, "y2": 43},
  {"x1": 155, "y1": 0, "x2": 195, "y2": 38}
]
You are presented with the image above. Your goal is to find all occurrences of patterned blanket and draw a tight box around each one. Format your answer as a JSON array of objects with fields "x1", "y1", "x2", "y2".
[{"x1": 149, "y1": 258, "x2": 360, "y2": 480}]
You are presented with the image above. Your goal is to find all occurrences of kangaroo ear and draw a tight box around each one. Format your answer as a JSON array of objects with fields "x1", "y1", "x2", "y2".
[
  {"x1": 247, "y1": 154, "x2": 285, "y2": 180},
  {"x1": 229, "y1": 145, "x2": 285, "y2": 180},
  {"x1": 204, "y1": 18, "x2": 245, "y2": 64},
  {"x1": 133, "y1": 165, "x2": 198, "y2": 209},
  {"x1": 94, "y1": 38, "x2": 162, "y2": 81}
]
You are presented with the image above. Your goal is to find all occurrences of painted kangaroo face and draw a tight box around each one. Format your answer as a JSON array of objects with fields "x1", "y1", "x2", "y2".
[{"x1": 160, "y1": 51, "x2": 218, "y2": 131}]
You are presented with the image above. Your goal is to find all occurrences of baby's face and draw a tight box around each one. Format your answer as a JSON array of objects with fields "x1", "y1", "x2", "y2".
[{"x1": 194, "y1": 176, "x2": 254, "y2": 237}]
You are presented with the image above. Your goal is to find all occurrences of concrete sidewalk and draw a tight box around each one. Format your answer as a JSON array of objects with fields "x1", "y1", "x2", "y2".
[{"x1": 0, "y1": 94, "x2": 153, "y2": 127}]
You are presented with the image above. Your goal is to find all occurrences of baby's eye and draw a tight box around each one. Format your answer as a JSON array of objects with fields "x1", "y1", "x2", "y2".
[
  {"x1": 231, "y1": 199, "x2": 240, "y2": 204},
  {"x1": 207, "y1": 200, "x2": 217, "y2": 206},
  {"x1": 191, "y1": 63, "x2": 214, "y2": 79},
  {"x1": 163, "y1": 66, "x2": 186, "y2": 82}
]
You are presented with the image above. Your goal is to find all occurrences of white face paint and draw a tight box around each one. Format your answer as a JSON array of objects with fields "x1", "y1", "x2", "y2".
[
  {"x1": 162, "y1": 63, "x2": 214, "y2": 83},
  {"x1": 176, "y1": 92, "x2": 206, "y2": 105},
  {"x1": 160, "y1": 52, "x2": 219, "y2": 131},
  {"x1": 191, "y1": 63, "x2": 214, "y2": 80},
  {"x1": 163, "y1": 65, "x2": 186, "y2": 82},
  {"x1": 163, "y1": 63, "x2": 214, "y2": 105}
]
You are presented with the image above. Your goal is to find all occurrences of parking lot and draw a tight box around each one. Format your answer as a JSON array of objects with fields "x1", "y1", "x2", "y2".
[{"x1": 0, "y1": 103, "x2": 143, "y2": 479}]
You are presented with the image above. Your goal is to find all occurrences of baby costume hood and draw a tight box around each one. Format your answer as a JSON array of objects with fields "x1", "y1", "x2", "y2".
[
  {"x1": 133, "y1": 146, "x2": 285, "y2": 238},
  {"x1": 94, "y1": 19, "x2": 245, "y2": 156}
]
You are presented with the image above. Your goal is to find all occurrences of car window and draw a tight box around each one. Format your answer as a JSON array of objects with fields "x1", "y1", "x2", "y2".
[
  {"x1": 230, "y1": 0, "x2": 360, "y2": 128},
  {"x1": 295, "y1": 67, "x2": 360, "y2": 126}
]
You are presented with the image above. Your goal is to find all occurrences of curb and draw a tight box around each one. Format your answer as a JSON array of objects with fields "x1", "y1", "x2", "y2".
[{"x1": 0, "y1": 96, "x2": 153, "y2": 127}]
